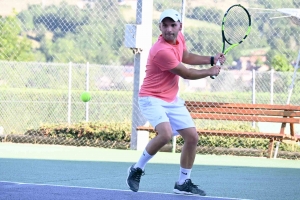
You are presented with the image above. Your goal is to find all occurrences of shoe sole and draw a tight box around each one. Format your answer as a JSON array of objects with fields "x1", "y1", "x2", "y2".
[
  {"x1": 173, "y1": 189, "x2": 206, "y2": 196},
  {"x1": 126, "y1": 166, "x2": 138, "y2": 192},
  {"x1": 173, "y1": 189, "x2": 194, "y2": 195}
]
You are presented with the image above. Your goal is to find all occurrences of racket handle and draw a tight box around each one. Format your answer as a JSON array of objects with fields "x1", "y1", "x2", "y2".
[{"x1": 210, "y1": 60, "x2": 221, "y2": 79}]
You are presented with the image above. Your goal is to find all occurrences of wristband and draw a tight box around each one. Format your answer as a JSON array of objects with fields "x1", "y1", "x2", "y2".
[{"x1": 210, "y1": 56, "x2": 214, "y2": 66}]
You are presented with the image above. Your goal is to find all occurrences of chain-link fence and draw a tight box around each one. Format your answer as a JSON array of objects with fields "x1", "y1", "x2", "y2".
[{"x1": 0, "y1": 0, "x2": 299, "y2": 158}]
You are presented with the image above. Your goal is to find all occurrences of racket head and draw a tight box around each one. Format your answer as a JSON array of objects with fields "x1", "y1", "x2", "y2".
[
  {"x1": 221, "y1": 4, "x2": 251, "y2": 54},
  {"x1": 211, "y1": 4, "x2": 251, "y2": 80}
]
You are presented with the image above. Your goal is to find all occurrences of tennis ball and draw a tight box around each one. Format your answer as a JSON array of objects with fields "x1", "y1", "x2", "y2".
[{"x1": 80, "y1": 92, "x2": 91, "y2": 102}]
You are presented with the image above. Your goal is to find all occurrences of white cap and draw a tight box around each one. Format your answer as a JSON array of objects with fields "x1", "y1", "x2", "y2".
[{"x1": 159, "y1": 9, "x2": 181, "y2": 23}]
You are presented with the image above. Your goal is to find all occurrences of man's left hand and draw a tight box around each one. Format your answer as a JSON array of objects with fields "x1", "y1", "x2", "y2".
[{"x1": 214, "y1": 53, "x2": 226, "y2": 65}]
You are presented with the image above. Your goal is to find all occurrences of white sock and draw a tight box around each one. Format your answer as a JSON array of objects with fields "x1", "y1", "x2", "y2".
[
  {"x1": 178, "y1": 167, "x2": 192, "y2": 185},
  {"x1": 134, "y1": 150, "x2": 153, "y2": 170}
]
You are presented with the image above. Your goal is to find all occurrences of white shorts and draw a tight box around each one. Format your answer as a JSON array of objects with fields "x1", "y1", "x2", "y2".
[{"x1": 138, "y1": 96, "x2": 195, "y2": 136}]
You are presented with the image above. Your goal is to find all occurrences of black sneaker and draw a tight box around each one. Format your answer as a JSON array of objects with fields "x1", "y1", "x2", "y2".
[
  {"x1": 173, "y1": 179, "x2": 206, "y2": 196},
  {"x1": 126, "y1": 164, "x2": 145, "y2": 192}
]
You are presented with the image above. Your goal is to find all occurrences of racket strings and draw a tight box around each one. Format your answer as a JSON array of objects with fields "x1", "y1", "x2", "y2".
[{"x1": 224, "y1": 7, "x2": 250, "y2": 44}]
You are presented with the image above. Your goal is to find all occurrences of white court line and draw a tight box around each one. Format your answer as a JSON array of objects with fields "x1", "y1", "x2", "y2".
[{"x1": 0, "y1": 181, "x2": 251, "y2": 200}]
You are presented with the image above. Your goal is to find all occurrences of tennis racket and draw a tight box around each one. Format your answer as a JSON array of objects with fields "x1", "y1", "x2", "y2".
[{"x1": 211, "y1": 4, "x2": 252, "y2": 79}]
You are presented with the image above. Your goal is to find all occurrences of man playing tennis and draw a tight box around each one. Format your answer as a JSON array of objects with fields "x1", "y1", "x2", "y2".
[{"x1": 126, "y1": 9, "x2": 225, "y2": 196}]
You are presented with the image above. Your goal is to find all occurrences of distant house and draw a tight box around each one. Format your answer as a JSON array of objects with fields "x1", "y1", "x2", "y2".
[{"x1": 238, "y1": 49, "x2": 269, "y2": 71}]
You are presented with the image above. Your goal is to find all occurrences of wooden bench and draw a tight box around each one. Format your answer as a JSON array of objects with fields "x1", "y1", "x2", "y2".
[{"x1": 137, "y1": 101, "x2": 300, "y2": 158}]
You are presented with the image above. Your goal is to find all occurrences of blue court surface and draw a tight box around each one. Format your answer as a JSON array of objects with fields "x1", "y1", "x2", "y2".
[{"x1": 1, "y1": 143, "x2": 300, "y2": 200}]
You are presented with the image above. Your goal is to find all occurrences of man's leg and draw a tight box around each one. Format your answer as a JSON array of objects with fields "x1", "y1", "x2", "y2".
[
  {"x1": 145, "y1": 122, "x2": 173, "y2": 155},
  {"x1": 173, "y1": 127, "x2": 206, "y2": 196},
  {"x1": 134, "y1": 122, "x2": 173, "y2": 170},
  {"x1": 178, "y1": 127, "x2": 198, "y2": 169},
  {"x1": 127, "y1": 122, "x2": 173, "y2": 192}
]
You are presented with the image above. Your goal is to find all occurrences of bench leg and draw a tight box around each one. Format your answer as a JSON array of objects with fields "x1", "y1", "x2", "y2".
[
  {"x1": 267, "y1": 138, "x2": 275, "y2": 158},
  {"x1": 172, "y1": 136, "x2": 177, "y2": 153},
  {"x1": 136, "y1": 130, "x2": 149, "y2": 151}
]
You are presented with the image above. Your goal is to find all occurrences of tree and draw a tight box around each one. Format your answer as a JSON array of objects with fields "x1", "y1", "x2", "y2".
[
  {"x1": 0, "y1": 13, "x2": 34, "y2": 61},
  {"x1": 271, "y1": 54, "x2": 293, "y2": 72},
  {"x1": 16, "y1": 1, "x2": 129, "y2": 65},
  {"x1": 255, "y1": 58, "x2": 264, "y2": 67}
]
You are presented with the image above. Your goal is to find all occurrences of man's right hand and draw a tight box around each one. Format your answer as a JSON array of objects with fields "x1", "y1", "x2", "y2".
[{"x1": 209, "y1": 65, "x2": 221, "y2": 77}]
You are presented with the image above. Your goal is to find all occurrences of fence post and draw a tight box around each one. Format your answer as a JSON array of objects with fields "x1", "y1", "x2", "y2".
[
  {"x1": 270, "y1": 69, "x2": 274, "y2": 104},
  {"x1": 86, "y1": 62, "x2": 90, "y2": 122},
  {"x1": 130, "y1": 0, "x2": 153, "y2": 150},
  {"x1": 68, "y1": 62, "x2": 72, "y2": 124},
  {"x1": 252, "y1": 69, "x2": 256, "y2": 128}
]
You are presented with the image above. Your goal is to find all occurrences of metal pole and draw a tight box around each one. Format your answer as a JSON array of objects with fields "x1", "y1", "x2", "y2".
[
  {"x1": 252, "y1": 69, "x2": 255, "y2": 128},
  {"x1": 270, "y1": 69, "x2": 274, "y2": 104},
  {"x1": 181, "y1": 0, "x2": 186, "y2": 34},
  {"x1": 273, "y1": 141, "x2": 280, "y2": 159},
  {"x1": 130, "y1": 0, "x2": 153, "y2": 150},
  {"x1": 86, "y1": 62, "x2": 90, "y2": 122},
  {"x1": 67, "y1": 62, "x2": 72, "y2": 124}
]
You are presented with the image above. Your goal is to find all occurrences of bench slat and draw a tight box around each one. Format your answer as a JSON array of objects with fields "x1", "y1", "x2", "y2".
[
  {"x1": 190, "y1": 113, "x2": 300, "y2": 123},
  {"x1": 136, "y1": 127, "x2": 287, "y2": 140},
  {"x1": 187, "y1": 107, "x2": 300, "y2": 117},
  {"x1": 195, "y1": 129, "x2": 287, "y2": 139},
  {"x1": 185, "y1": 101, "x2": 300, "y2": 111}
]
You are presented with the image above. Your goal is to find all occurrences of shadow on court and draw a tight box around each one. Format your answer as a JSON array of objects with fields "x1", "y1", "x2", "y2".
[{"x1": 1, "y1": 158, "x2": 300, "y2": 200}]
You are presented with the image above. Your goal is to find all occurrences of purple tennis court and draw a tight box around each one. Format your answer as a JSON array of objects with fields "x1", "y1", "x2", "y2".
[{"x1": 0, "y1": 182, "x2": 247, "y2": 200}]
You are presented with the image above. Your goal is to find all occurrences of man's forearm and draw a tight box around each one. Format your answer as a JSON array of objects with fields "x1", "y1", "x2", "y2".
[
  {"x1": 182, "y1": 53, "x2": 211, "y2": 65},
  {"x1": 184, "y1": 68, "x2": 212, "y2": 80}
]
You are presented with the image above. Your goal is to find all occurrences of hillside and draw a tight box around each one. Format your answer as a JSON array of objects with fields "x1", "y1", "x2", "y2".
[
  {"x1": 0, "y1": 0, "x2": 78, "y2": 16},
  {"x1": 0, "y1": 0, "x2": 248, "y2": 27},
  {"x1": 0, "y1": 0, "x2": 234, "y2": 35}
]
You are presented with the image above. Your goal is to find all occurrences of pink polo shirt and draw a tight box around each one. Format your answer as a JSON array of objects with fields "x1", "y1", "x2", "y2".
[{"x1": 139, "y1": 32, "x2": 187, "y2": 102}]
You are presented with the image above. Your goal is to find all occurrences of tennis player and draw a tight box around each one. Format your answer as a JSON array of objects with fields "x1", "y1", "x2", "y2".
[{"x1": 126, "y1": 9, "x2": 225, "y2": 196}]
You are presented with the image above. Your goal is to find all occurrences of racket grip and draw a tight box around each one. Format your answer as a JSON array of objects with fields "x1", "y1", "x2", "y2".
[{"x1": 210, "y1": 60, "x2": 221, "y2": 79}]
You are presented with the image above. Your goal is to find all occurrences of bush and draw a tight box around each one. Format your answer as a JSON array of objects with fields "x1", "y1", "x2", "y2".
[
  {"x1": 25, "y1": 121, "x2": 132, "y2": 142},
  {"x1": 24, "y1": 121, "x2": 300, "y2": 153},
  {"x1": 176, "y1": 122, "x2": 300, "y2": 152}
]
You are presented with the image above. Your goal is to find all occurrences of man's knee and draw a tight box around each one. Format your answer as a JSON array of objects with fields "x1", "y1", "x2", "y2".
[
  {"x1": 156, "y1": 131, "x2": 173, "y2": 144},
  {"x1": 155, "y1": 122, "x2": 173, "y2": 143},
  {"x1": 186, "y1": 132, "x2": 199, "y2": 144},
  {"x1": 179, "y1": 128, "x2": 199, "y2": 144}
]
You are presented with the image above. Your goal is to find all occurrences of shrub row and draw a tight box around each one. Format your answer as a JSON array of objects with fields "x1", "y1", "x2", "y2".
[
  {"x1": 23, "y1": 121, "x2": 300, "y2": 153},
  {"x1": 25, "y1": 122, "x2": 132, "y2": 142}
]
